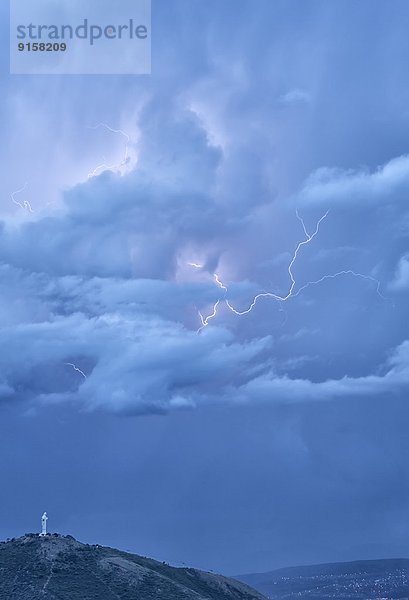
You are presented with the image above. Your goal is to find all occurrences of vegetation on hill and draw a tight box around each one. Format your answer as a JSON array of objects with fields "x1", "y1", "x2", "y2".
[{"x1": 0, "y1": 534, "x2": 266, "y2": 600}]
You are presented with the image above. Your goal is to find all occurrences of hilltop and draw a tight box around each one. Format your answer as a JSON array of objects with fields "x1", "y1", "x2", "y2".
[{"x1": 0, "y1": 533, "x2": 266, "y2": 600}]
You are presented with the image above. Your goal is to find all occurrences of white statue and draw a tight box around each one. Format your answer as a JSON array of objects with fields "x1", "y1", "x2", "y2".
[{"x1": 41, "y1": 512, "x2": 48, "y2": 536}]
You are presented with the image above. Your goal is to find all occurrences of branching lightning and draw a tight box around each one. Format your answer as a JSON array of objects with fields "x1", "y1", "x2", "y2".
[
  {"x1": 87, "y1": 122, "x2": 131, "y2": 179},
  {"x1": 191, "y1": 209, "x2": 386, "y2": 332},
  {"x1": 187, "y1": 263, "x2": 225, "y2": 331},
  {"x1": 10, "y1": 122, "x2": 131, "y2": 215},
  {"x1": 198, "y1": 300, "x2": 221, "y2": 333},
  {"x1": 289, "y1": 270, "x2": 387, "y2": 301},
  {"x1": 64, "y1": 362, "x2": 87, "y2": 380},
  {"x1": 11, "y1": 183, "x2": 34, "y2": 213}
]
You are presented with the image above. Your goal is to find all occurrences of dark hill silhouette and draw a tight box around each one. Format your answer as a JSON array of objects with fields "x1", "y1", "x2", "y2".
[
  {"x1": 237, "y1": 558, "x2": 409, "y2": 599},
  {"x1": 0, "y1": 533, "x2": 266, "y2": 600}
]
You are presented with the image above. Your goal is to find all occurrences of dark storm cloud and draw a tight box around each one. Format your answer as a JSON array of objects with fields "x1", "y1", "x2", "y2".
[
  {"x1": 2, "y1": 0, "x2": 409, "y2": 576},
  {"x1": 0, "y1": 84, "x2": 409, "y2": 414},
  {"x1": 0, "y1": 265, "x2": 271, "y2": 413},
  {"x1": 0, "y1": 102, "x2": 274, "y2": 414}
]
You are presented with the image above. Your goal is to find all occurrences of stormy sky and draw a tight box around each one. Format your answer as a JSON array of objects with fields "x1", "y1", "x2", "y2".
[{"x1": 1, "y1": 0, "x2": 409, "y2": 575}]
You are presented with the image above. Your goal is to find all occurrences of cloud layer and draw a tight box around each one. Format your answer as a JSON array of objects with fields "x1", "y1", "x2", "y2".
[{"x1": 1, "y1": 92, "x2": 408, "y2": 415}]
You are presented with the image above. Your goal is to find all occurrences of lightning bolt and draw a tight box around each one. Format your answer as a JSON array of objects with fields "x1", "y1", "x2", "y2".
[
  {"x1": 10, "y1": 123, "x2": 131, "y2": 215},
  {"x1": 87, "y1": 123, "x2": 131, "y2": 179},
  {"x1": 214, "y1": 273, "x2": 228, "y2": 291},
  {"x1": 192, "y1": 209, "x2": 386, "y2": 330},
  {"x1": 11, "y1": 183, "x2": 34, "y2": 213},
  {"x1": 186, "y1": 263, "x2": 225, "y2": 331},
  {"x1": 64, "y1": 363, "x2": 87, "y2": 380},
  {"x1": 197, "y1": 300, "x2": 221, "y2": 333},
  {"x1": 289, "y1": 270, "x2": 387, "y2": 301}
]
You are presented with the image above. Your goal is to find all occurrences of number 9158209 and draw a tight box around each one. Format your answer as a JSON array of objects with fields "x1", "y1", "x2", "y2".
[{"x1": 18, "y1": 42, "x2": 67, "y2": 52}]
